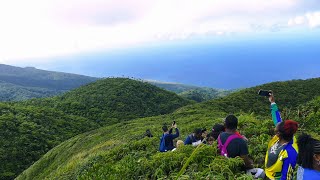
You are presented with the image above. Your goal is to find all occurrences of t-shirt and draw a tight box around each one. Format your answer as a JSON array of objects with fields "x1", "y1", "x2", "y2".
[
  {"x1": 219, "y1": 132, "x2": 249, "y2": 158},
  {"x1": 184, "y1": 134, "x2": 201, "y2": 146},
  {"x1": 297, "y1": 166, "x2": 320, "y2": 180},
  {"x1": 164, "y1": 128, "x2": 180, "y2": 151},
  {"x1": 266, "y1": 140, "x2": 285, "y2": 168}
]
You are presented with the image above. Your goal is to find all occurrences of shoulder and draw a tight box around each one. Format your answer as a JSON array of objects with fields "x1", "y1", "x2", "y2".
[{"x1": 232, "y1": 136, "x2": 247, "y2": 145}]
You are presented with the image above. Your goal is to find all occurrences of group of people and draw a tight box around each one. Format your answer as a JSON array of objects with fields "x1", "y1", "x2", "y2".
[{"x1": 158, "y1": 93, "x2": 320, "y2": 179}]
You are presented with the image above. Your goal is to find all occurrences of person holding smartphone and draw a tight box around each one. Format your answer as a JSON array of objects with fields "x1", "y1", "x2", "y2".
[
  {"x1": 264, "y1": 92, "x2": 299, "y2": 180},
  {"x1": 159, "y1": 121, "x2": 179, "y2": 152}
]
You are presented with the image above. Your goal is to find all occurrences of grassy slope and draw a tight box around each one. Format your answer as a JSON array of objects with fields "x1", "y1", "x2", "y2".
[
  {"x1": 0, "y1": 78, "x2": 191, "y2": 179},
  {"x1": 17, "y1": 78, "x2": 320, "y2": 179},
  {"x1": 17, "y1": 104, "x2": 274, "y2": 179}
]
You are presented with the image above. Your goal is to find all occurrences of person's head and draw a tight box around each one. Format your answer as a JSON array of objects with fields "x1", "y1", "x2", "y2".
[
  {"x1": 201, "y1": 128, "x2": 207, "y2": 138},
  {"x1": 224, "y1": 115, "x2": 238, "y2": 131},
  {"x1": 206, "y1": 132, "x2": 215, "y2": 145},
  {"x1": 162, "y1": 125, "x2": 168, "y2": 133},
  {"x1": 297, "y1": 133, "x2": 320, "y2": 169},
  {"x1": 145, "y1": 129, "x2": 153, "y2": 137},
  {"x1": 176, "y1": 140, "x2": 184, "y2": 149},
  {"x1": 212, "y1": 123, "x2": 225, "y2": 140},
  {"x1": 194, "y1": 128, "x2": 203, "y2": 140},
  {"x1": 275, "y1": 120, "x2": 298, "y2": 142}
]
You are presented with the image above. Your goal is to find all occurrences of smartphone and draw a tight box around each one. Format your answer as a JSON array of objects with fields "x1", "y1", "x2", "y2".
[{"x1": 258, "y1": 90, "x2": 272, "y2": 97}]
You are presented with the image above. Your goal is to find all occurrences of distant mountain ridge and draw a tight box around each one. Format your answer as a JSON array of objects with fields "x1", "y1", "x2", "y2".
[
  {"x1": 0, "y1": 64, "x2": 98, "y2": 101},
  {"x1": 146, "y1": 80, "x2": 234, "y2": 102},
  {"x1": 0, "y1": 64, "x2": 230, "y2": 102}
]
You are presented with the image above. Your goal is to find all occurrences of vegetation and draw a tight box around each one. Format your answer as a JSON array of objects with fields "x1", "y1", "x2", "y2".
[
  {"x1": 199, "y1": 78, "x2": 320, "y2": 116},
  {"x1": 0, "y1": 78, "x2": 191, "y2": 180},
  {"x1": 17, "y1": 96, "x2": 320, "y2": 179},
  {"x1": 147, "y1": 80, "x2": 233, "y2": 102},
  {"x1": 0, "y1": 103, "x2": 98, "y2": 180},
  {"x1": 23, "y1": 78, "x2": 192, "y2": 125},
  {"x1": 0, "y1": 64, "x2": 97, "y2": 101},
  {"x1": 179, "y1": 87, "x2": 234, "y2": 102},
  {"x1": 2, "y1": 77, "x2": 320, "y2": 179}
]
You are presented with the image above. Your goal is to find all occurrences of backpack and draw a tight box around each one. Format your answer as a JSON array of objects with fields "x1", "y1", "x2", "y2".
[
  {"x1": 218, "y1": 134, "x2": 241, "y2": 157},
  {"x1": 159, "y1": 134, "x2": 169, "y2": 152}
]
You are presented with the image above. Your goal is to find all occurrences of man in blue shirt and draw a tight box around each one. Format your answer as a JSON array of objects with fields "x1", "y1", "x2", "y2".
[{"x1": 160, "y1": 123, "x2": 179, "y2": 152}]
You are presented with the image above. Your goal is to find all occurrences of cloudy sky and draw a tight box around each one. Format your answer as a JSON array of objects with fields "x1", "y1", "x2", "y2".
[{"x1": 0, "y1": 0, "x2": 319, "y2": 65}]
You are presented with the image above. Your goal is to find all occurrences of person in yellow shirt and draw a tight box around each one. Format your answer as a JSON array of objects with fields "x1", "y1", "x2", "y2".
[{"x1": 264, "y1": 93, "x2": 298, "y2": 180}]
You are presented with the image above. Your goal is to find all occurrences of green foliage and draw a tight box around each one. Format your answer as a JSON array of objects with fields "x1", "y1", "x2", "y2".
[
  {"x1": 17, "y1": 110, "x2": 276, "y2": 180},
  {"x1": 0, "y1": 78, "x2": 191, "y2": 179},
  {"x1": 23, "y1": 78, "x2": 192, "y2": 125},
  {"x1": 5, "y1": 77, "x2": 320, "y2": 180},
  {"x1": 147, "y1": 80, "x2": 234, "y2": 102},
  {"x1": 179, "y1": 88, "x2": 234, "y2": 102},
  {"x1": 0, "y1": 103, "x2": 98, "y2": 180},
  {"x1": 201, "y1": 78, "x2": 320, "y2": 116}
]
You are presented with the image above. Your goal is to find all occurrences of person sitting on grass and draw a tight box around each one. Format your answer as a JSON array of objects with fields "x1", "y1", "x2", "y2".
[
  {"x1": 184, "y1": 128, "x2": 203, "y2": 146},
  {"x1": 159, "y1": 122, "x2": 179, "y2": 152},
  {"x1": 217, "y1": 115, "x2": 254, "y2": 169}
]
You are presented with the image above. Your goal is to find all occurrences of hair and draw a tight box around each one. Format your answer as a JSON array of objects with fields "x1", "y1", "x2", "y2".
[
  {"x1": 202, "y1": 128, "x2": 207, "y2": 133},
  {"x1": 207, "y1": 132, "x2": 215, "y2": 139},
  {"x1": 277, "y1": 120, "x2": 298, "y2": 141},
  {"x1": 297, "y1": 133, "x2": 320, "y2": 169},
  {"x1": 212, "y1": 123, "x2": 225, "y2": 139},
  {"x1": 162, "y1": 125, "x2": 168, "y2": 132},
  {"x1": 194, "y1": 128, "x2": 203, "y2": 135},
  {"x1": 176, "y1": 140, "x2": 184, "y2": 148},
  {"x1": 225, "y1": 115, "x2": 238, "y2": 130}
]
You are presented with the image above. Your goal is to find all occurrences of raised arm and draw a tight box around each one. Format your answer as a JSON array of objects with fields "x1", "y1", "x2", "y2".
[
  {"x1": 269, "y1": 94, "x2": 282, "y2": 126},
  {"x1": 171, "y1": 123, "x2": 179, "y2": 139}
]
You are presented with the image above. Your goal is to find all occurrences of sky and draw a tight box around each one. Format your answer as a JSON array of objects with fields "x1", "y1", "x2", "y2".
[{"x1": 0, "y1": 0, "x2": 320, "y2": 88}]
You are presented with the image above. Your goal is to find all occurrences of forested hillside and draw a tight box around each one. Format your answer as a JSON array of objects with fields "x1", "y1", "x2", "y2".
[
  {"x1": 17, "y1": 95, "x2": 320, "y2": 180},
  {"x1": 0, "y1": 78, "x2": 191, "y2": 179},
  {"x1": 0, "y1": 103, "x2": 97, "y2": 179},
  {"x1": 0, "y1": 64, "x2": 97, "y2": 101},
  {"x1": 23, "y1": 78, "x2": 192, "y2": 125},
  {"x1": 147, "y1": 80, "x2": 233, "y2": 102},
  {"x1": 199, "y1": 78, "x2": 320, "y2": 116}
]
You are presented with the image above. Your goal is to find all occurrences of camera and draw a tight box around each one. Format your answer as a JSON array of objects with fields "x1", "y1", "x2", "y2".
[{"x1": 258, "y1": 89, "x2": 272, "y2": 97}]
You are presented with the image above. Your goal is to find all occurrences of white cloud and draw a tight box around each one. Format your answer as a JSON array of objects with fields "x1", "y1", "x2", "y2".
[
  {"x1": 288, "y1": 11, "x2": 320, "y2": 28},
  {"x1": 0, "y1": 0, "x2": 318, "y2": 64},
  {"x1": 306, "y1": 12, "x2": 320, "y2": 28}
]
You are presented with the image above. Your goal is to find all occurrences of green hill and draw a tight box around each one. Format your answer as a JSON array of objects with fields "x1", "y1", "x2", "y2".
[
  {"x1": 0, "y1": 64, "x2": 97, "y2": 101},
  {"x1": 24, "y1": 78, "x2": 192, "y2": 125},
  {"x1": 199, "y1": 78, "x2": 320, "y2": 116},
  {"x1": 147, "y1": 80, "x2": 233, "y2": 102},
  {"x1": 179, "y1": 87, "x2": 235, "y2": 102},
  {"x1": 16, "y1": 78, "x2": 320, "y2": 180},
  {"x1": 0, "y1": 103, "x2": 97, "y2": 180},
  {"x1": 1, "y1": 78, "x2": 191, "y2": 179},
  {"x1": 146, "y1": 80, "x2": 201, "y2": 93},
  {"x1": 17, "y1": 96, "x2": 320, "y2": 180}
]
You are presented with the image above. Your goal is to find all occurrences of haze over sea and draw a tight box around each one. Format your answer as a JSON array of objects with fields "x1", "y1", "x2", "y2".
[
  {"x1": 15, "y1": 30, "x2": 320, "y2": 89},
  {"x1": 1, "y1": 0, "x2": 320, "y2": 89}
]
